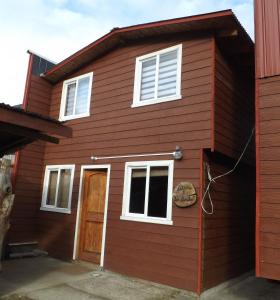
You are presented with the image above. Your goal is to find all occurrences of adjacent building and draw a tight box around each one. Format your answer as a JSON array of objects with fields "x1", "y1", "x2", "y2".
[{"x1": 255, "y1": 0, "x2": 280, "y2": 281}]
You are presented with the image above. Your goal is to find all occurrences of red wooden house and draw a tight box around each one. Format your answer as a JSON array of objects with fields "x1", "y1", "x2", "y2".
[
  {"x1": 255, "y1": 0, "x2": 280, "y2": 281},
  {"x1": 9, "y1": 10, "x2": 255, "y2": 295}
]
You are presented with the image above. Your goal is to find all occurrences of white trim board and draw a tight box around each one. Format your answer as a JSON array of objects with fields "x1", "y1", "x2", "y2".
[{"x1": 73, "y1": 164, "x2": 111, "y2": 268}]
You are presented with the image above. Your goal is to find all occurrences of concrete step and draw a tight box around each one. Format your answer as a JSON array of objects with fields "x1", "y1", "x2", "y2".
[{"x1": 6, "y1": 242, "x2": 48, "y2": 259}]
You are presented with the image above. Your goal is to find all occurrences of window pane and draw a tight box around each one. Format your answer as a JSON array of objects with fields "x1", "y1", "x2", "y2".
[
  {"x1": 46, "y1": 170, "x2": 58, "y2": 205},
  {"x1": 140, "y1": 57, "x2": 156, "y2": 101},
  {"x1": 75, "y1": 76, "x2": 90, "y2": 115},
  {"x1": 129, "y1": 168, "x2": 146, "y2": 214},
  {"x1": 148, "y1": 166, "x2": 168, "y2": 218},
  {"x1": 158, "y1": 50, "x2": 178, "y2": 98},
  {"x1": 65, "y1": 82, "x2": 76, "y2": 116},
  {"x1": 57, "y1": 169, "x2": 71, "y2": 208}
]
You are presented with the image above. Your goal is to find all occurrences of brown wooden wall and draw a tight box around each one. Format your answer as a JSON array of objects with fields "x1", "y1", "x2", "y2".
[
  {"x1": 257, "y1": 75, "x2": 280, "y2": 280},
  {"x1": 8, "y1": 73, "x2": 52, "y2": 243},
  {"x1": 202, "y1": 152, "x2": 255, "y2": 290},
  {"x1": 214, "y1": 44, "x2": 254, "y2": 162},
  {"x1": 255, "y1": 0, "x2": 280, "y2": 78},
  {"x1": 33, "y1": 34, "x2": 213, "y2": 292},
  {"x1": 255, "y1": 0, "x2": 280, "y2": 281}
]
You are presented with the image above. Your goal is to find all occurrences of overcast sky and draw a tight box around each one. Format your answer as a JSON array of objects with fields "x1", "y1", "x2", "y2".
[{"x1": 0, "y1": 0, "x2": 254, "y2": 106}]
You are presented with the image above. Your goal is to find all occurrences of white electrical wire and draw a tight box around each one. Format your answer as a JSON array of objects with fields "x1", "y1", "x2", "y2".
[{"x1": 201, "y1": 127, "x2": 255, "y2": 215}]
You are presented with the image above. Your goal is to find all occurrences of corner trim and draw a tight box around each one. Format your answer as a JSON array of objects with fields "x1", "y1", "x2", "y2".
[
  {"x1": 197, "y1": 149, "x2": 204, "y2": 294},
  {"x1": 210, "y1": 37, "x2": 216, "y2": 152},
  {"x1": 22, "y1": 53, "x2": 34, "y2": 110},
  {"x1": 255, "y1": 78, "x2": 261, "y2": 277}
]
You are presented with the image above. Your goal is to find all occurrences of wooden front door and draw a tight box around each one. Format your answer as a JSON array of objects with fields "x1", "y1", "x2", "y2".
[{"x1": 78, "y1": 170, "x2": 107, "y2": 264}]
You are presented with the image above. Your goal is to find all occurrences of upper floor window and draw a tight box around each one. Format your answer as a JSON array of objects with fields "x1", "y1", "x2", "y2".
[
  {"x1": 59, "y1": 72, "x2": 93, "y2": 121},
  {"x1": 132, "y1": 44, "x2": 182, "y2": 107},
  {"x1": 41, "y1": 165, "x2": 75, "y2": 214}
]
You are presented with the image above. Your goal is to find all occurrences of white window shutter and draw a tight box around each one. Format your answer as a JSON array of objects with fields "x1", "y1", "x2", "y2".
[
  {"x1": 140, "y1": 57, "x2": 156, "y2": 101},
  {"x1": 65, "y1": 82, "x2": 76, "y2": 116},
  {"x1": 157, "y1": 49, "x2": 178, "y2": 98},
  {"x1": 75, "y1": 77, "x2": 90, "y2": 114}
]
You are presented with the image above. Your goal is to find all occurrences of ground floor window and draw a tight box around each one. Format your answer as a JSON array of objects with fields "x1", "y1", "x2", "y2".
[
  {"x1": 121, "y1": 160, "x2": 174, "y2": 225},
  {"x1": 41, "y1": 165, "x2": 75, "y2": 214}
]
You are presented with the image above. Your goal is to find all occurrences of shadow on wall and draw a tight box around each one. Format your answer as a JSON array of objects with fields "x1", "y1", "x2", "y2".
[
  {"x1": 202, "y1": 151, "x2": 256, "y2": 291},
  {"x1": 7, "y1": 160, "x2": 77, "y2": 261}
]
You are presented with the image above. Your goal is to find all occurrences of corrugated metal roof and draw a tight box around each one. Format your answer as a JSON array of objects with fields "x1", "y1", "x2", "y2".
[
  {"x1": 42, "y1": 9, "x2": 254, "y2": 83},
  {"x1": 255, "y1": 0, "x2": 280, "y2": 78},
  {"x1": 0, "y1": 103, "x2": 61, "y2": 124}
]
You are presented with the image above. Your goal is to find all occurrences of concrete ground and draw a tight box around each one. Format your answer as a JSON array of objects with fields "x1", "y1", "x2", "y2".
[
  {"x1": 0, "y1": 257, "x2": 280, "y2": 300},
  {"x1": 0, "y1": 257, "x2": 195, "y2": 300}
]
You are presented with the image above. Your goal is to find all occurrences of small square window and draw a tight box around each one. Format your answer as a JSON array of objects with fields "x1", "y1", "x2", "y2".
[
  {"x1": 121, "y1": 161, "x2": 174, "y2": 225},
  {"x1": 59, "y1": 72, "x2": 93, "y2": 121},
  {"x1": 41, "y1": 165, "x2": 75, "y2": 214},
  {"x1": 132, "y1": 44, "x2": 182, "y2": 107}
]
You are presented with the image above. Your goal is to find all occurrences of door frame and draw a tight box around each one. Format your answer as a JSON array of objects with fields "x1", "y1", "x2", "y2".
[{"x1": 73, "y1": 164, "x2": 111, "y2": 267}]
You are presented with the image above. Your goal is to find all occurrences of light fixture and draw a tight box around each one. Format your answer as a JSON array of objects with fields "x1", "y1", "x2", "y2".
[{"x1": 173, "y1": 146, "x2": 183, "y2": 160}]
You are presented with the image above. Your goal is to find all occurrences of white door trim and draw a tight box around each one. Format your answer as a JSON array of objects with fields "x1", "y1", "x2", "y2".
[{"x1": 73, "y1": 164, "x2": 111, "y2": 267}]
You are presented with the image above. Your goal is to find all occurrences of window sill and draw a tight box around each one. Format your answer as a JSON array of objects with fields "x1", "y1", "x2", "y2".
[
  {"x1": 131, "y1": 95, "x2": 182, "y2": 108},
  {"x1": 120, "y1": 215, "x2": 173, "y2": 225},
  {"x1": 59, "y1": 112, "x2": 90, "y2": 122},
  {"x1": 40, "y1": 206, "x2": 71, "y2": 214}
]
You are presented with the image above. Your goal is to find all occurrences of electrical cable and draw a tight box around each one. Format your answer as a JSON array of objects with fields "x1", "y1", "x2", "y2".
[{"x1": 201, "y1": 127, "x2": 255, "y2": 215}]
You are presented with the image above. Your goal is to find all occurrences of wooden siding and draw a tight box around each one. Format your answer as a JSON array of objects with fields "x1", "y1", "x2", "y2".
[
  {"x1": 8, "y1": 74, "x2": 52, "y2": 243},
  {"x1": 257, "y1": 75, "x2": 280, "y2": 280},
  {"x1": 35, "y1": 35, "x2": 214, "y2": 292},
  {"x1": 214, "y1": 44, "x2": 255, "y2": 162},
  {"x1": 255, "y1": 0, "x2": 280, "y2": 78},
  {"x1": 10, "y1": 32, "x2": 255, "y2": 292},
  {"x1": 202, "y1": 152, "x2": 255, "y2": 290}
]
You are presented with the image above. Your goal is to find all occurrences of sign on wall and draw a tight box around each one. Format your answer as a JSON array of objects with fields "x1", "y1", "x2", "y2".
[{"x1": 173, "y1": 182, "x2": 197, "y2": 208}]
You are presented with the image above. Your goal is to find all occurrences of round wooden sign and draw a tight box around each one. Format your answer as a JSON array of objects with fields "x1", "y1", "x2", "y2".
[{"x1": 173, "y1": 182, "x2": 197, "y2": 208}]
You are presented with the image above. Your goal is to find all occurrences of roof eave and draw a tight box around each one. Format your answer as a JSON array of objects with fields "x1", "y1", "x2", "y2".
[{"x1": 43, "y1": 9, "x2": 253, "y2": 83}]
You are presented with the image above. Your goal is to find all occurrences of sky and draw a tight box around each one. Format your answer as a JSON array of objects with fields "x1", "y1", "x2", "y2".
[{"x1": 0, "y1": 0, "x2": 254, "y2": 106}]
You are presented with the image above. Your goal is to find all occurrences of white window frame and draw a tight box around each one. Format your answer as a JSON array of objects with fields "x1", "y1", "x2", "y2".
[
  {"x1": 132, "y1": 44, "x2": 182, "y2": 108},
  {"x1": 59, "y1": 72, "x2": 93, "y2": 121},
  {"x1": 120, "y1": 160, "x2": 174, "y2": 225},
  {"x1": 41, "y1": 165, "x2": 75, "y2": 214}
]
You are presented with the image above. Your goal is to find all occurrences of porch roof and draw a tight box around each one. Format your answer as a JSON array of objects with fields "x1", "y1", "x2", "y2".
[{"x1": 0, "y1": 103, "x2": 72, "y2": 156}]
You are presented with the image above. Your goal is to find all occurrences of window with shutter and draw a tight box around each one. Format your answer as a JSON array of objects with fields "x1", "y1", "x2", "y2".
[
  {"x1": 59, "y1": 72, "x2": 93, "y2": 121},
  {"x1": 133, "y1": 44, "x2": 182, "y2": 107}
]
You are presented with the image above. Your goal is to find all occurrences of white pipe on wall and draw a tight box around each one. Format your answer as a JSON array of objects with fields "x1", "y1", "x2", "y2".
[
  {"x1": 91, "y1": 146, "x2": 183, "y2": 161},
  {"x1": 91, "y1": 152, "x2": 175, "y2": 161}
]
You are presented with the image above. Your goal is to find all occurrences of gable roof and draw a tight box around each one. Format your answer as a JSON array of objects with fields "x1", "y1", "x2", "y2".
[{"x1": 42, "y1": 9, "x2": 254, "y2": 83}]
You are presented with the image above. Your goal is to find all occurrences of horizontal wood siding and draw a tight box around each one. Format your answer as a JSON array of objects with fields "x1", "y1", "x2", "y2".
[
  {"x1": 258, "y1": 75, "x2": 280, "y2": 280},
  {"x1": 214, "y1": 45, "x2": 254, "y2": 162},
  {"x1": 8, "y1": 74, "x2": 52, "y2": 243},
  {"x1": 34, "y1": 35, "x2": 213, "y2": 291},
  {"x1": 202, "y1": 153, "x2": 255, "y2": 290},
  {"x1": 255, "y1": 0, "x2": 280, "y2": 78}
]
